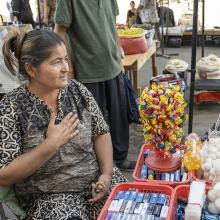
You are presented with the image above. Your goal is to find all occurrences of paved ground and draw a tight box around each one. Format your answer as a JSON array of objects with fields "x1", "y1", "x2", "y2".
[
  {"x1": 3, "y1": 45, "x2": 220, "y2": 219},
  {"x1": 123, "y1": 45, "x2": 220, "y2": 180}
]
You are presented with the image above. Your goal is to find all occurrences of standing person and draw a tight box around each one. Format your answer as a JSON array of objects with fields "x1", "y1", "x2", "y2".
[
  {"x1": 43, "y1": 0, "x2": 56, "y2": 29},
  {"x1": 11, "y1": 0, "x2": 35, "y2": 27},
  {"x1": 6, "y1": 0, "x2": 13, "y2": 21},
  {"x1": 126, "y1": 1, "x2": 137, "y2": 28},
  {"x1": 37, "y1": 0, "x2": 57, "y2": 28},
  {"x1": 0, "y1": 29, "x2": 126, "y2": 220},
  {"x1": 36, "y1": 0, "x2": 44, "y2": 27},
  {"x1": 54, "y1": 0, "x2": 135, "y2": 170},
  {"x1": 137, "y1": 0, "x2": 161, "y2": 40}
]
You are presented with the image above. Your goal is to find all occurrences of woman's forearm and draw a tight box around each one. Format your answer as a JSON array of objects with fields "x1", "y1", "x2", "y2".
[
  {"x1": 93, "y1": 133, "x2": 113, "y2": 178},
  {"x1": 0, "y1": 139, "x2": 59, "y2": 186}
]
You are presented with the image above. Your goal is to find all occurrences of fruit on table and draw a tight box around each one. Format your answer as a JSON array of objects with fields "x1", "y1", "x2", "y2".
[{"x1": 117, "y1": 28, "x2": 145, "y2": 38}]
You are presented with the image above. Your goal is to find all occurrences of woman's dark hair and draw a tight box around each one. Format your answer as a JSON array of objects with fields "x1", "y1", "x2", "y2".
[
  {"x1": 2, "y1": 29, "x2": 65, "y2": 80},
  {"x1": 130, "y1": 1, "x2": 135, "y2": 5}
]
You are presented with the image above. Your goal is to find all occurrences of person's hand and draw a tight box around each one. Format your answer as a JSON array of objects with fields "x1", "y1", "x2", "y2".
[
  {"x1": 89, "y1": 174, "x2": 112, "y2": 203},
  {"x1": 46, "y1": 112, "x2": 79, "y2": 150},
  {"x1": 13, "y1": 16, "x2": 18, "y2": 22}
]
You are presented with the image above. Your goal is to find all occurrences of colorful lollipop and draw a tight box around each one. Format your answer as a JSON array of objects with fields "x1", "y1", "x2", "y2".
[{"x1": 138, "y1": 83, "x2": 188, "y2": 158}]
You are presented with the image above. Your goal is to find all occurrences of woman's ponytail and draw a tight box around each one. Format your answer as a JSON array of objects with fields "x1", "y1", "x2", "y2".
[
  {"x1": 2, "y1": 32, "x2": 27, "y2": 76},
  {"x1": 2, "y1": 29, "x2": 65, "y2": 80}
]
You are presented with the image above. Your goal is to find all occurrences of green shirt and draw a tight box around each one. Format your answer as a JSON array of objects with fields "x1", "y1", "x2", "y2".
[{"x1": 55, "y1": 0, "x2": 123, "y2": 83}]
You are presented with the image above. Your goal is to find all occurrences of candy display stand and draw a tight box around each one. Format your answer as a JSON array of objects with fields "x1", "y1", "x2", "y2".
[
  {"x1": 97, "y1": 182, "x2": 174, "y2": 220},
  {"x1": 138, "y1": 83, "x2": 188, "y2": 175},
  {"x1": 145, "y1": 151, "x2": 182, "y2": 172},
  {"x1": 133, "y1": 145, "x2": 190, "y2": 187}
]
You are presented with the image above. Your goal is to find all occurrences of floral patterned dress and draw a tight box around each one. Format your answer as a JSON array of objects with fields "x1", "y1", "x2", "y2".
[{"x1": 0, "y1": 80, "x2": 126, "y2": 220}]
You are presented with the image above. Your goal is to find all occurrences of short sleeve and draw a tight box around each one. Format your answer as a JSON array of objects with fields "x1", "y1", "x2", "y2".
[
  {"x1": 72, "y1": 80, "x2": 109, "y2": 137},
  {"x1": 0, "y1": 98, "x2": 21, "y2": 169},
  {"x1": 54, "y1": 0, "x2": 73, "y2": 27}
]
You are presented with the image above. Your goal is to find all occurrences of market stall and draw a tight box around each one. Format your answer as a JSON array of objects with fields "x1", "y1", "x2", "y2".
[{"x1": 1, "y1": 2, "x2": 220, "y2": 220}]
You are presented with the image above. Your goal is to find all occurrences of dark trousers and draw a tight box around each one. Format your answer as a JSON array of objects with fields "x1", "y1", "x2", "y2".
[
  {"x1": 84, "y1": 72, "x2": 129, "y2": 164},
  {"x1": 20, "y1": 17, "x2": 35, "y2": 28}
]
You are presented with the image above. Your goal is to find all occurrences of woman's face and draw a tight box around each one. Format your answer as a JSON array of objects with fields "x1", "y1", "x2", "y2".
[
  {"x1": 30, "y1": 43, "x2": 69, "y2": 91},
  {"x1": 130, "y1": 2, "x2": 135, "y2": 8}
]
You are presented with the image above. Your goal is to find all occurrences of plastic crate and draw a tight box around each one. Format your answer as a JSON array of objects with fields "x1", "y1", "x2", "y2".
[
  {"x1": 98, "y1": 182, "x2": 174, "y2": 220},
  {"x1": 169, "y1": 185, "x2": 211, "y2": 220},
  {"x1": 168, "y1": 185, "x2": 189, "y2": 219},
  {"x1": 132, "y1": 144, "x2": 190, "y2": 187}
]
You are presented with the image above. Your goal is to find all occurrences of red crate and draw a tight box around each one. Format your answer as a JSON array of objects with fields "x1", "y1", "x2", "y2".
[
  {"x1": 168, "y1": 185, "x2": 210, "y2": 220},
  {"x1": 168, "y1": 185, "x2": 190, "y2": 219},
  {"x1": 98, "y1": 182, "x2": 174, "y2": 220},
  {"x1": 132, "y1": 144, "x2": 190, "y2": 186}
]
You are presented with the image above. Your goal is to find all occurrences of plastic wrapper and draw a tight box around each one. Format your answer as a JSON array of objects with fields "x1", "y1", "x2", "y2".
[
  {"x1": 165, "y1": 59, "x2": 188, "y2": 74},
  {"x1": 197, "y1": 54, "x2": 220, "y2": 72}
]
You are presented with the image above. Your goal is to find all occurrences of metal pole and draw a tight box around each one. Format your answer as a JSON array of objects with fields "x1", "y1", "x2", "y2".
[
  {"x1": 201, "y1": 0, "x2": 205, "y2": 57},
  {"x1": 161, "y1": 0, "x2": 165, "y2": 55},
  {"x1": 188, "y1": 0, "x2": 199, "y2": 134},
  {"x1": 37, "y1": 0, "x2": 42, "y2": 28}
]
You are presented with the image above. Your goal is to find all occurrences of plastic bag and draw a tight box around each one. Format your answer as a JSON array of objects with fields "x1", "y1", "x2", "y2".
[
  {"x1": 197, "y1": 54, "x2": 220, "y2": 72},
  {"x1": 123, "y1": 74, "x2": 140, "y2": 124},
  {"x1": 118, "y1": 36, "x2": 148, "y2": 55},
  {"x1": 208, "y1": 116, "x2": 220, "y2": 139},
  {"x1": 0, "y1": 186, "x2": 26, "y2": 219},
  {"x1": 165, "y1": 59, "x2": 189, "y2": 74}
]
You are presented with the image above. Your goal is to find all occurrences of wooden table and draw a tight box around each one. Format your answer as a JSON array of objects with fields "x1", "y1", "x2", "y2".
[{"x1": 122, "y1": 42, "x2": 157, "y2": 95}]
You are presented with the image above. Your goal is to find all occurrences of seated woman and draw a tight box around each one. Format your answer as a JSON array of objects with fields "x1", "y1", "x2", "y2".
[{"x1": 0, "y1": 29, "x2": 126, "y2": 220}]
